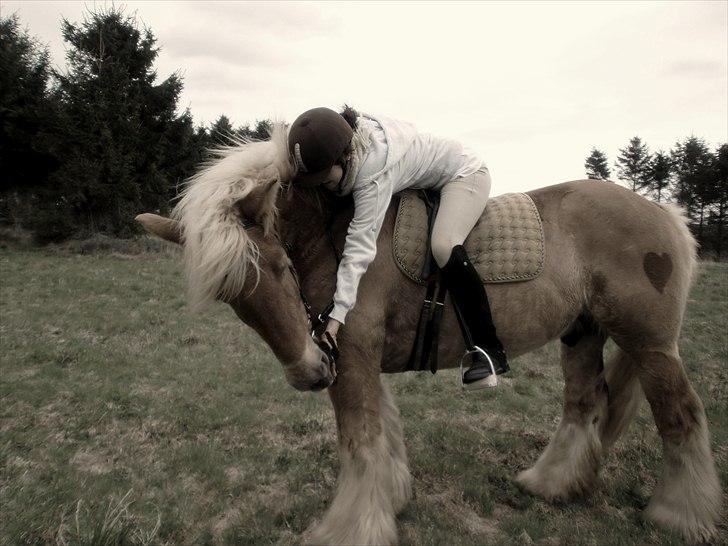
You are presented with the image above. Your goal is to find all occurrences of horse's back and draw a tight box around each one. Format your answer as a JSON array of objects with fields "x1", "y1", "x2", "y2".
[{"x1": 529, "y1": 179, "x2": 692, "y2": 247}]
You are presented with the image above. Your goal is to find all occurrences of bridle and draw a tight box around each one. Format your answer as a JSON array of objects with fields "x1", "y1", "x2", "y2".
[{"x1": 239, "y1": 216, "x2": 340, "y2": 379}]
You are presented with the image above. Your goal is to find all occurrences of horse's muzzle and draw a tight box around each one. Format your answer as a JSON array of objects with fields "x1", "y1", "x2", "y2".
[{"x1": 283, "y1": 341, "x2": 335, "y2": 392}]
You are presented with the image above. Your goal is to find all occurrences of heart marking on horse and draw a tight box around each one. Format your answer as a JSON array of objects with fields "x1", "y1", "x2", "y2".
[{"x1": 643, "y1": 252, "x2": 673, "y2": 294}]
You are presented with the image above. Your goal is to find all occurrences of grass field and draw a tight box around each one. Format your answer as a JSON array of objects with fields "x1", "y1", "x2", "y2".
[{"x1": 1, "y1": 247, "x2": 726, "y2": 545}]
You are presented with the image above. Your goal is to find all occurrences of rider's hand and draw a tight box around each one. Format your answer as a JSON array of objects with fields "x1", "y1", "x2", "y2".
[{"x1": 323, "y1": 318, "x2": 341, "y2": 343}]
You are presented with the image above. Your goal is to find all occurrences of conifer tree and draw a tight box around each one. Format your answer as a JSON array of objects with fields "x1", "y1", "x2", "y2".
[
  {"x1": 671, "y1": 136, "x2": 716, "y2": 242},
  {"x1": 584, "y1": 148, "x2": 611, "y2": 180},
  {"x1": 0, "y1": 15, "x2": 60, "y2": 228},
  {"x1": 648, "y1": 151, "x2": 672, "y2": 203},
  {"x1": 50, "y1": 7, "x2": 193, "y2": 237},
  {"x1": 711, "y1": 143, "x2": 727, "y2": 257},
  {"x1": 240, "y1": 119, "x2": 273, "y2": 141},
  {"x1": 208, "y1": 116, "x2": 273, "y2": 146},
  {"x1": 209, "y1": 115, "x2": 235, "y2": 146},
  {"x1": 615, "y1": 136, "x2": 651, "y2": 192}
]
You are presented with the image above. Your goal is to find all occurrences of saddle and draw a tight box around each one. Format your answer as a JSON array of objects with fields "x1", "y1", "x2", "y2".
[
  {"x1": 396, "y1": 190, "x2": 545, "y2": 373},
  {"x1": 394, "y1": 190, "x2": 545, "y2": 285}
]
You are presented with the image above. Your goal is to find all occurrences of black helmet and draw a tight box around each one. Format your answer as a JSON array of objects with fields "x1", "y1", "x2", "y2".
[{"x1": 288, "y1": 107, "x2": 353, "y2": 175}]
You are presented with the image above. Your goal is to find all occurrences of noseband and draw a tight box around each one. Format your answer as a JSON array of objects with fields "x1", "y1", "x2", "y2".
[{"x1": 239, "y1": 217, "x2": 340, "y2": 380}]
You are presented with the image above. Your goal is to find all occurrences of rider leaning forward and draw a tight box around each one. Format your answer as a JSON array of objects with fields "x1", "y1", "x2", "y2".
[{"x1": 288, "y1": 106, "x2": 509, "y2": 388}]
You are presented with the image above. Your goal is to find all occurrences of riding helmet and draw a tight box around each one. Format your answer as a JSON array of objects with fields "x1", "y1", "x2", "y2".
[{"x1": 288, "y1": 107, "x2": 353, "y2": 175}]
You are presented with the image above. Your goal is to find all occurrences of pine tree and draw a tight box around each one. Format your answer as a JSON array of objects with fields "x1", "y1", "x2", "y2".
[
  {"x1": 648, "y1": 151, "x2": 672, "y2": 203},
  {"x1": 0, "y1": 15, "x2": 61, "y2": 228},
  {"x1": 615, "y1": 137, "x2": 651, "y2": 192},
  {"x1": 208, "y1": 116, "x2": 272, "y2": 147},
  {"x1": 584, "y1": 148, "x2": 611, "y2": 180},
  {"x1": 209, "y1": 115, "x2": 235, "y2": 146},
  {"x1": 671, "y1": 136, "x2": 716, "y2": 243},
  {"x1": 711, "y1": 143, "x2": 727, "y2": 257},
  {"x1": 153, "y1": 109, "x2": 207, "y2": 212},
  {"x1": 239, "y1": 119, "x2": 272, "y2": 141},
  {"x1": 50, "y1": 6, "x2": 193, "y2": 237}
]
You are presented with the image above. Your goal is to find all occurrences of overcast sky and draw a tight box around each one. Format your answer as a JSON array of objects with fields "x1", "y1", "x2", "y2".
[{"x1": 3, "y1": 1, "x2": 727, "y2": 194}]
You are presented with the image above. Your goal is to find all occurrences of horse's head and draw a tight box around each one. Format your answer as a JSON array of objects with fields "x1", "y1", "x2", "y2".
[{"x1": 136, "y1": 129, "x2": 334, "y2": 392}]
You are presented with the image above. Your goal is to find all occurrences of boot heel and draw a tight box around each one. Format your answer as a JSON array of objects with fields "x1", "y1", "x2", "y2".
[{"x1": 459, "y1": 347, "x2": 499, "y2": 390}]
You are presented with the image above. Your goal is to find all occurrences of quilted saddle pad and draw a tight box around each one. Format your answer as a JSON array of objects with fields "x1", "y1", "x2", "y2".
[{"x1": 393, "y1": 190, "x2": 545, "y2": 285}]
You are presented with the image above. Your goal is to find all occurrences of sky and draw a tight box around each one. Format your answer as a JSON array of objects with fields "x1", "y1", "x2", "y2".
[{"x1": 3, "y1": 0, "x2": 727, "y2": 194}]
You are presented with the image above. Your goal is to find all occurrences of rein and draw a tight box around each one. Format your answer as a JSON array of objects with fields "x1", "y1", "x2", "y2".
[{"x1": 239, "y1": 216, "x2": 341, "y2": 377}]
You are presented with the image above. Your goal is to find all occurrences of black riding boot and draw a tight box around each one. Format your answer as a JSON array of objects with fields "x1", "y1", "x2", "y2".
[{"x1": 441, "y1": 245, "x2": 509, "y2": 387}]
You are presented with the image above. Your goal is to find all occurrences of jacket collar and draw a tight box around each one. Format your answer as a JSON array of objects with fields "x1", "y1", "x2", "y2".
[{"x1": 337, "y1": 113, "x2": 418, "y2": 196}]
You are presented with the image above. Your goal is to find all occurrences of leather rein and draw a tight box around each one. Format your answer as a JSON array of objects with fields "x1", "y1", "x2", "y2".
[{"x1": 239, "y1": 216, "x2": 340, "y2": 378}]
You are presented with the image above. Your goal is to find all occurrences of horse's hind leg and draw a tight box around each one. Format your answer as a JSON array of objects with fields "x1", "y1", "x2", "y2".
[
  {"x1": 633, "y1": 349, "x2": 721, "y2": 543},
  {"x1": 599, "y1": 348, "x2": 642, "y2": 453},
  {"x1": 516, "y1": 330, "x2": 608, "y2": 500}
]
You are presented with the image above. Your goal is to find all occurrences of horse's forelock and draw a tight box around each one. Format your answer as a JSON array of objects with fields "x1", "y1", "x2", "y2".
[{"x1": 172, "y1": 123, "x2": 293, "y2": 309}]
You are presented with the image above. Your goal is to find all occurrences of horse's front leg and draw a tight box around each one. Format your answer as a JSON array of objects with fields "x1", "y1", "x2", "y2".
[
  {"x1": 379, "y1": 378, "x2": 412, "y2": 514},
  {"x1": 306, "y1": 336, "x2": 407, "y2": 546}
]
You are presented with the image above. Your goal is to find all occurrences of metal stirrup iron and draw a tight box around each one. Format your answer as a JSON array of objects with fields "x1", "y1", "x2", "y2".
[{"x1": 459, "y1": 346, "x2": 499, "y2": 390}]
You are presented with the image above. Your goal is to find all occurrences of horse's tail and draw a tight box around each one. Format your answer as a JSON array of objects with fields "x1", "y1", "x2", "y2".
[{"x1": 657, "y1": 202, "x2": 699, "y2": 293}]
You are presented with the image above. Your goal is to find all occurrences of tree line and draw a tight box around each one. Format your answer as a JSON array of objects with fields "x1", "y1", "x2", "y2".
[
  {"x1": 585, "y1": 137, "x2": 727, "y2": 257},
  {"x1": 1, "y1": 8, "x2": 270, "y2": 242},
  {"x1": 2, "y1": 7, "x2": 726, "y2": 257}
]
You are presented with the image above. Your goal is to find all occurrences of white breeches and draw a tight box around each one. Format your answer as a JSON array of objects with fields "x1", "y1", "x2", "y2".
[{"x1": 431, "y1": 167, "x2": 492, "y2": 267}]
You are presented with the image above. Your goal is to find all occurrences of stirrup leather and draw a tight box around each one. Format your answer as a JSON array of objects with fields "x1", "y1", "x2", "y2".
[{"x1": 459, "y1": 346, "x2": 499, "y2": 390}]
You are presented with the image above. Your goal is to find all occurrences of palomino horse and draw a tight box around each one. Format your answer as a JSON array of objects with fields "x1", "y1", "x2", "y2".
[{"x1": 136, "y1": 126, "x2": 722, "y2": 545}]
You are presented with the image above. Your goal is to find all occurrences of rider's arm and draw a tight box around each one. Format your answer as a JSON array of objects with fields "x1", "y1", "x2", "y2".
[{"x1": 329, "y1": 178, "x2": 393, "y2": 325}]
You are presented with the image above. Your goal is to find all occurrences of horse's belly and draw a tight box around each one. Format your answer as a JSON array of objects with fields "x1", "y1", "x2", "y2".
[{"x1": 380, "y1": 276, "x2": 579, "y2": 374}]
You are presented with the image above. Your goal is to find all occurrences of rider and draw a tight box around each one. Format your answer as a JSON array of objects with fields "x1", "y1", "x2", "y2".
[{"x1": 288, "y1": 106, "x2": 508, "y2": 388}]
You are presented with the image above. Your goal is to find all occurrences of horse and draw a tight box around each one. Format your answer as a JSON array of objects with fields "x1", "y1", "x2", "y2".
[{"x1": 136, "y1": 125, "x2": 722, "y2": 545}]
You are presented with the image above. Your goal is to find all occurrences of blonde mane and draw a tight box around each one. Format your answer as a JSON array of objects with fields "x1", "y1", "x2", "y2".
[{"x1": 172, "y1": 123, "x2": 294, "y2": 309}]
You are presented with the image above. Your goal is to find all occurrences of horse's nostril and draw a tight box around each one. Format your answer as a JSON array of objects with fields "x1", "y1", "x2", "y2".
[{"x1": 310, "y1": 378, "x2": 330, "y2": 391}]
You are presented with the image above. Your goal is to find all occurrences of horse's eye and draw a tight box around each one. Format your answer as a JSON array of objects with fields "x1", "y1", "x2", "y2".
[{"x1": 271, "y1": 256, "x2": 288, "y2": 278}]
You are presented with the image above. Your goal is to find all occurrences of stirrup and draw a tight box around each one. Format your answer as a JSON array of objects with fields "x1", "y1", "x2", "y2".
[{"x1": 459, "y1": 346, "x2": 498, "y2": 390}]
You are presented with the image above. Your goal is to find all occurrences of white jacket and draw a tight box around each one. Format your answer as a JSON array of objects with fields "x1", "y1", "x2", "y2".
[{"x1": 330, "y1": 113, "x2": 483, "y2": 324}]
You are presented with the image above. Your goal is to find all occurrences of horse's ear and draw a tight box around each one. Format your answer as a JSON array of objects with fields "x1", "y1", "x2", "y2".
[
  {"x1": 235, "y1": 165, "x2": 280, "y2": 228},
  {"x1": 135, "y1": 213, "x2": 183, "y2": 245}
]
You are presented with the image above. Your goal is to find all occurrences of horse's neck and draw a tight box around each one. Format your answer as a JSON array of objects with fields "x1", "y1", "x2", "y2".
[{"x1": 279, "y1": 188, "x2": 351, "y2": 302}]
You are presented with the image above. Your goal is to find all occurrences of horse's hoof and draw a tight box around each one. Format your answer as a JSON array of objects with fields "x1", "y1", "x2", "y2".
[
  {"x1": 644, "y1": 498, "x2": 718, "y2": 545},
  {"x1": 515, "y1": 468, "x2": 542, "y2": 496},
  {"x1": 515, "y1": 467, "x2": 581, "y2": 502}
]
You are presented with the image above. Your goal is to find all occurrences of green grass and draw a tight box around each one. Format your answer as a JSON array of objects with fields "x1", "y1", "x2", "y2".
[{"x1": 1, "y1": 249, "x2": 726, "y2": 545}]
